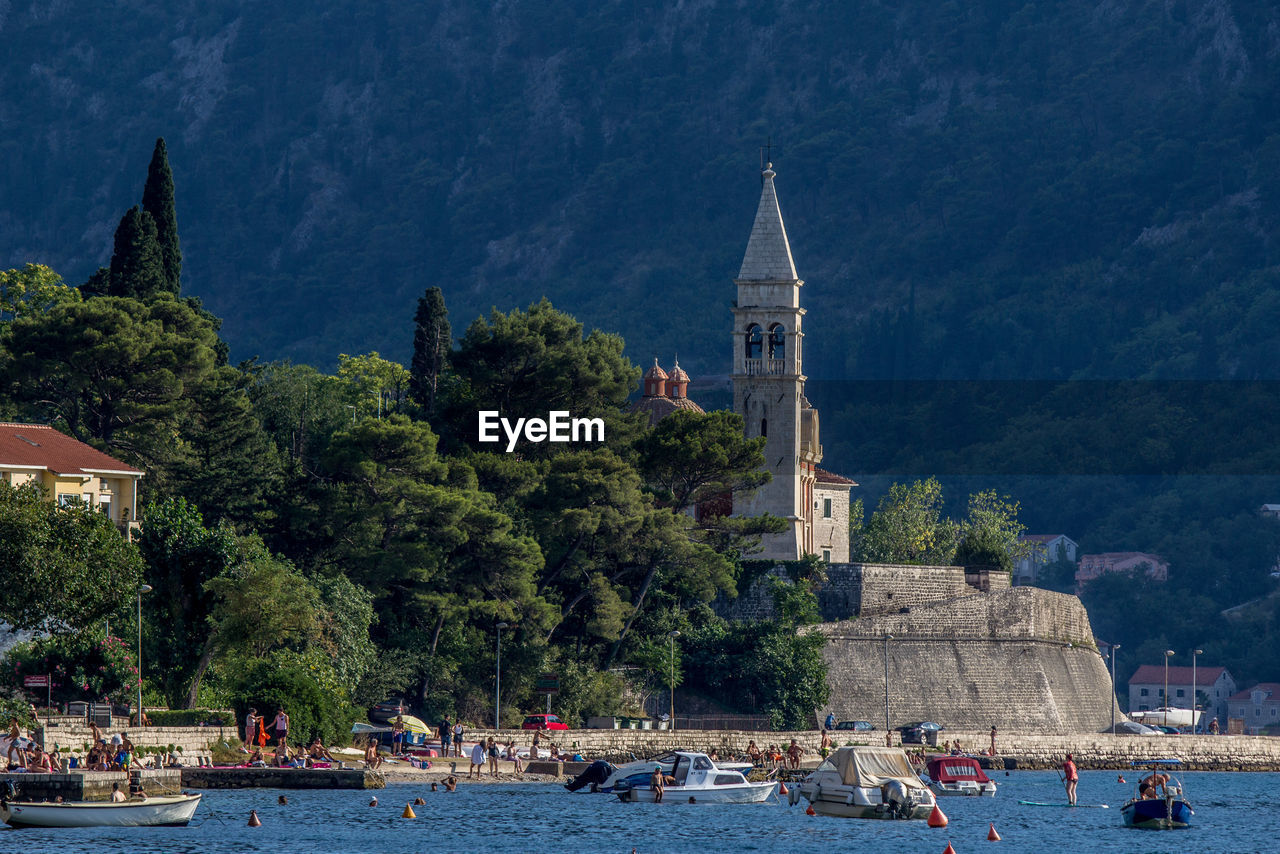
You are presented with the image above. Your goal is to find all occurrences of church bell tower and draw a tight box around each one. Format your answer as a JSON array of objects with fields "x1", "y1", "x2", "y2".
[{"x1": 731, "y1": 162, "x2": 822, "y2": 560}]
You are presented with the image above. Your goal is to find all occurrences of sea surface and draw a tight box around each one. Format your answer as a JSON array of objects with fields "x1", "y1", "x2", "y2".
[{"x1": 3, "y1": 770, "x2": 1276, "y2": 853}]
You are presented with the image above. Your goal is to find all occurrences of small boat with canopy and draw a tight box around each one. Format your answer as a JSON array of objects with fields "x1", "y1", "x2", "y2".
[
  {"x1": 791, "y1": 746, "x2": 936, "y2": 819},
  {"x1": 923, "y1": 756, "x2": 997, "y2": 796}
]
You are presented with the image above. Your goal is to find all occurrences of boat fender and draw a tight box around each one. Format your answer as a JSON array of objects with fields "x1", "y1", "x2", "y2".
[
  {"x1": 248, "y1": 810, "x2": 262, "y2": 827},
  {"x1": 778, "y1": 781, "x2": 788, "y2": 797},
  {"x1": 987, "y1": 822, "x2": 1001, "y2": 841},
  {"x1": 787, "y1": 786, "x2": 800, "y2": 807}
]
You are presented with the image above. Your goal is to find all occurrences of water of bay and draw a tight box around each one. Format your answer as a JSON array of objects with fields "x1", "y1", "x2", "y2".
[{"x1": 4, "y1": 770, "x2": 1276, "y2": 853}]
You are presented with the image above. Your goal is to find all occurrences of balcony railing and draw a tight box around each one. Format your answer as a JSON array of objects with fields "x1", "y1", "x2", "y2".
[{"x1": 744, "y1": 358, "x2": 787, "y2": 376}]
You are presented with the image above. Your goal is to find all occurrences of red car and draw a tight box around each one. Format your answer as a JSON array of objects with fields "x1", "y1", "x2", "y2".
[{"x1": 521, "y1": 714, "x2": 569, "y2": 730}]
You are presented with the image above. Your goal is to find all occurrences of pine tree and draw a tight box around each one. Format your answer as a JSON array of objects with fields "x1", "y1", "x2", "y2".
[
  {"x1": 141, "y1": 137, "x2": 182, "y2": 296},
  {"x1": 108, "y1": 206, "x2": 167, "y2": 300},
  {"x1": 410, "y1": 286, "x2": 451, "y2": 417}
]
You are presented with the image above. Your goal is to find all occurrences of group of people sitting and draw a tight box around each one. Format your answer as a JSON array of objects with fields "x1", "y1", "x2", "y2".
[
  {"x1": 744, "y1": 738, "x2": 804, "y2": 769},
  {"x1": 247, "y1": 736, "x2": 337, "y2": 769}
]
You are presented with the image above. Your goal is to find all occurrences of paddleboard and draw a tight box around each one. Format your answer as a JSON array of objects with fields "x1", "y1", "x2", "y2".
[{"x1": 1018, "y1": 800, "x2": 1110, "y2": 808}]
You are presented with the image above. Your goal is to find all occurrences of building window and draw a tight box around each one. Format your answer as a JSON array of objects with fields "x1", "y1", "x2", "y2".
[
  {"x1": 745, "y1": 325, "x2": 763, "y2": 360},
  {"x1": 822, "y1": 550, "x2": 831, "y2": 562},
  {"x1": 768, "y1": 324, "x2": 786, "y2": 360},
  {"x1": 99, "y1": 495, "x2": 112, "y2": 518},
  {"x1": 1176, "y1": 689, "x2": 1184, "y2": 698},
  {"x1": 1140, "y1": 688, "x2": 1149, "y2": 697},
  {"x1": 58, "y1": 494, "x2": 78, "y2": 507},
  {"x1": 761, "y1": 418, "x2": 767, "y2": 438},
  {"x1": 1256, "y1": 708, "x2": 1261, "y2": 717},
  {"x1": 823, "y1": 498, "x2": 832, "y2": 518}
]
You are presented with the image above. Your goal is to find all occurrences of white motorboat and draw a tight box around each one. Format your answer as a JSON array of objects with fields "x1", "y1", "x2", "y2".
[
  {"x1": 612, "y1": 751, "x2": 776, "y2": 804},
  {"x1": 599, "y1": 750, "x2": 752, "y2": 793},
  {"x1": 791, "y1": 746, "x2": 936, "y2": 819},
  {"x1": 1130, "y1": 708, "x2": 1199, "y2": 729},
  {"x1": 1, "y1": 793, "x2": 202, "y2": 828},
  {"x1": 923, "y1": 756, "x2": 997, "y2": 796}
]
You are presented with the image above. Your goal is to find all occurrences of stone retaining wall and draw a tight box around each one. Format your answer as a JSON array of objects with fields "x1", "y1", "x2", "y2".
[
  {"x1": 36, "y1": 722, "x2": 237, "y2": 764},
  {"x1": 466, "y1": 727, "x2": 1280, "y2": 771}
]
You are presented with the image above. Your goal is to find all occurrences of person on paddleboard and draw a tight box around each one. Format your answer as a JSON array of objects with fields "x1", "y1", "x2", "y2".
[{"x1": 1062, "y1": 753, "x2": 1079, "y2": 805}]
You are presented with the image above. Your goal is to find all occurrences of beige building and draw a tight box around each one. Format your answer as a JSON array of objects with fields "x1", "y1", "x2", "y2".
[
  {"x1": 730, "y1": 163, "x2": 852, "y2": 561},
  {"x1": 0, "y1": 422, "x2": 143, "y2": 538}
]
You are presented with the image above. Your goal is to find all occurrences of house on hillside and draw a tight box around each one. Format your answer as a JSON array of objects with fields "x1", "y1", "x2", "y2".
[
  {"x1": 0, "y1": 422, "x2": 143, "y2": 539},
  {"x1": 1076, "y1": 552, "x2": 1168, "y2": 590},
  {"x1": 1227, "y1": 683, "x2": 1280, "y2": 734},
  {"x1": 1013, "y1": 534, "x2": 1077, "y2": 586},
  {"x1": 1128, "y1": 664, "x2": 1235, "y2": 727}
]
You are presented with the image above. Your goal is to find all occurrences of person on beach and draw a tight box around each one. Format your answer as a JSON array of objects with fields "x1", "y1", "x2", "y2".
[
  {"x1": 820, "y1": 729, "x2": 832, "y2": 759},
  {"x1": 1062, "y1": 753, "x2": 1079, "y2": 805},
  {"x1": 244, "y1": 708, "x2": 258, "y2": 748},
  {"x1": 469, "y1": 740, "x2": 485, "y2": 779},
  {"x1": 487, "y1": 736, "x2": 500, "y2": 776},
  {"x1": 746, "y1": 740, "x2": 761, "y2": 766},
  {"x1": 6, "y1": 716, "x2": 25, "y2": 768},
  {"x1": 508, "y1": 739, "x2": 523, "y2": 774},
  {"x1": 363, "y1": 738, "x2": 382, "y2": 770},
  {"x1": 308, "y1": 737, "x2": 335, "y2": 762},
  {"x1": 1209, "y1": 717, "x2": 1220, "y2": 735},
  {"x1": 438, "y1": 716, "x2": 452, "y2": 757},
  {"x1": 248, "y1": 746, "x2": 266, "y2": 767},
  {"x1": 111, "y1": 782, "x2": 126, "y2": 802},
  {"x1": 453, "y1": 720, "x2": 465, "y2": 757},
  {"x1": 825, "y1": 712, "x2": 836, "y2": 730},
  {"x1": 392, "y1": 715, "x2": 405, "y2": 755},
  {"x1": 990, "y1": 726, "x2": 998, "y2": 755},
  {"x1": 786, "y1": 738, "x2": 803, "y2": 770},
  {"x1": 531, "y1": 728, "x2": 542, "y2": 758},
  {"x1": 650, "y1": 765, "x2": 665, "y2": 803},
  {"x1": 271, "y1": 708, "x2": 289, "y2": 746},
  {"x1": 90, "y1": 719, "x2": 104, "y2": 746}
]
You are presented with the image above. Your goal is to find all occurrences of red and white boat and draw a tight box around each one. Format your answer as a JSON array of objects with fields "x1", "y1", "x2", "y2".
[{"x1": 923, "y1": 756, "x2": 997, "y2": 796}]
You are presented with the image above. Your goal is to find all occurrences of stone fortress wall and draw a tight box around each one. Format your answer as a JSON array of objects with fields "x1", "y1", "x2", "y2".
[{"x1": 717, "y1": 561, "x2": 1115, "y2": 734}]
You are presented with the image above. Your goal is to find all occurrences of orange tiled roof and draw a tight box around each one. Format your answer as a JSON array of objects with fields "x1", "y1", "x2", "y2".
[{"x1": 0, "y1": 423, "x2": 142, "y2": 476}]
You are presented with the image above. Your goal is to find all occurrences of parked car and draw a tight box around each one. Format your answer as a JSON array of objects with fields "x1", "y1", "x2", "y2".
[
  {"x1": 370, "y1": 699, "x2": 409, "y2": 723},
  {"x1": 896, "y1": 721, "x2": 945, "y2": 744},
  {"x1": 834, "y1": 720, "x2": 875, "y2": 731},
  {"x1": 522, "y1": 714, "x2": 570, "y2": 731}
]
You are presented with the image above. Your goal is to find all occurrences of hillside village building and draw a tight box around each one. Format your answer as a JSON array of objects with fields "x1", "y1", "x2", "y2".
[
  {"x1": 0, "y1": 422, "x2": 142, "y2": 539},
  {"x1": 1228, "y1": 683, "x2": 1280, "y2": 734},
  {"x1": 1076, "y1": 551, "x2": 1168, "y2": 590},
  {"x1": 729, "y1": 163, "x2": 852, "y2": 561},
  {"x1": 1013, "y1": 534, "x2": 1077, "y2": 586}
]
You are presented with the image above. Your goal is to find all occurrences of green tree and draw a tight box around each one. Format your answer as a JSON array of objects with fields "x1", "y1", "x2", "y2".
[
  {"x1": 410, "y1": 286, "x2": 450, "y2": 418},
  {"x1": 0, "y1": 482, "x2": 143, "y2": 633},
  {"x1": 107, "y1": 206, "x2": 167, "y2": 301},
  {"x1": 141, "y1": 137, "x2": 182, "y2": 296},
  {"x1": 0, "y1": 264, "x2": 81, "y2": 323},
  {"x1": 0, "y1": 296, "x2": 220, "y2": 481},
  {"x1": 137, "y1": 498, "x2": 238, "y2": 707},
  {"x1": 954, "y1": 489, "x2": 1032, "y2": 572},
  {"x1": 337, "y1": 351, "x2": 410, "y2": 419},
  {"x1": 853, "y1": 477, "x2": 959, "y2": 565}
]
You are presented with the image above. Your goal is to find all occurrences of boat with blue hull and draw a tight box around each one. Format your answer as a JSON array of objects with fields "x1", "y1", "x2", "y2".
[{"x1": 1121, "y1": 771, "x2": 1193, "y2": 829}]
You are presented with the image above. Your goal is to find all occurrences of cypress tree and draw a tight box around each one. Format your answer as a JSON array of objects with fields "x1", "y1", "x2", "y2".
[
  {"x1": 108, "y1": 206, "x2": 167, "y2": 300},
  {"x1": 410, "y1": 286, "x2": 451, "y2": 417},
  {"x1": 141, "y1": 137, "x2": 182, "y2": 296}
]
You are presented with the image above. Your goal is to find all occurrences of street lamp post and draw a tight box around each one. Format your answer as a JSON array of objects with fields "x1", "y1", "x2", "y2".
[
  {"x1": 1192, "y1": 648, "x2": 1203, "y2": 732},
  {"x1": 136, "y1": 584, "x2": 152, "y2": 727},
  {"x1": 883, "y1": 635, "x2": 894, "y2": 732},
  {"x1": 1163, "y1": 649, "x2": 1176, "y2": 727},
  {"x1": 1110, "y1": 643, "x2": 1120, "y2": 732},
  {"x1": 495, "y1": 622, "x2": 509, "y2": 730},
  {"x1": 668, "y1": 630, "x2": 681, "y2": 732}
]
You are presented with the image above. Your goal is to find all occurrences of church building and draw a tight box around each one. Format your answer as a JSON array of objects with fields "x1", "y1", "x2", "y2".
[{"x1": 731, "y1": 163, "x2": 853, "y2": 562}]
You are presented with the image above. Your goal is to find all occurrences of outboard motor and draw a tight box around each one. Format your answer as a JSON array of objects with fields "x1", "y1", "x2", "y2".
[
  {"x1": 564, "y1": 760, "x2": 616, "y2": 793},
  {"x1": 1, "y1": 778, "x2": 18, "y2": 807},
  {"x1": 883, "y1": 779, "x2": 911, "y2": 819}
]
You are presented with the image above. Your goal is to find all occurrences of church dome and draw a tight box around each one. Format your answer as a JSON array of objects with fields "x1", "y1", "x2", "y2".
[{"x1": 642, "y1": 358, "x2": 669, "y2": 397}]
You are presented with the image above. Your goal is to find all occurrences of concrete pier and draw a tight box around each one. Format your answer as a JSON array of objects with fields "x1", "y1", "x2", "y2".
[
  {"x1": 180, "y1": 767, "x2": 384, "y2": 790},
  {"x1": 0, "y1": 769, "x2": 182, "y2": 801}
]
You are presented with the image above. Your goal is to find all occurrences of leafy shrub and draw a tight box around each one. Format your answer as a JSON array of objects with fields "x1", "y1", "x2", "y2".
[
  {"x1": 4, "y1": 634, "x2": 139, "y2": 706},
  {"x1": 147, "y1": 708, "x2": 234, "y2": 727},
  {"x1": 227, "y1": 653, "x2": 357, "y2": 746}
]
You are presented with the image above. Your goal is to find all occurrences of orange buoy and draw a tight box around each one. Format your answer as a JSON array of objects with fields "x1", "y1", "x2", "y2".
[
  {"x1": 928, "y1": 804, "x2": 949, "y2": 828},
  {"x1": 247, "y1": 809, "x2": 262, "y2": 827},
  {"x1": 805, "y1": 804, "x2": 816, "y2": 816},
  {"x1": 943, "y1": 842, "x2": 956, "y2": 854},
  {"x1": 987, "y1": 822, "x2": 1001, "y2": 841},
  {"x1": 402, "y1": 802, "x2": 416, "y2": 818},
  {"x1": 778, "y1": 782, "x2": 788, "y2": 796}
]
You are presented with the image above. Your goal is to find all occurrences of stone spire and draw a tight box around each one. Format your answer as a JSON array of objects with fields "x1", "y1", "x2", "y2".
[{"x1": 737, "y1": 163, "x2": 798, "y2": 282}]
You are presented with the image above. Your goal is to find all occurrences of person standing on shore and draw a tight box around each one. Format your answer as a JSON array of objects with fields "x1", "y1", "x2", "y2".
[
  {"x1": 989, "y1": 726, "x2": 998, "y2": 755},
  {"x1": 1062, "y1": 753, "x2": 1079, "y2": 805},
  {"x1": 469, "y1": 740, "x2": 485, "y2": 779},
  {"x1": 438, "y1": 716, "x2": 452, "y2": 757},
  {"x1": 487, "y1": 736, "x2": 500, "y2": 776},
  {"x1": 819, "y1": 729, "x2": 832, "y2": 759},
  {"x1": 825, "y1": 712, "x2": 835, "y2": 730},
  {"x1": 453, "y1": 720, "x2": 464, "y2": 757},
  {"x1": 271, "y1": 708, "x2": 289, "y2": 746},
  {"x1": 391, "y1": 715, "x2": 405, "y2": 755},
  {"x1": 243, "y1": 708, "x2": 258, "y2": 749}
]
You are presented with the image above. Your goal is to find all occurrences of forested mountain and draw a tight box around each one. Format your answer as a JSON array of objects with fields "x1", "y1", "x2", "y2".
[{"x1": 5, "y1": 0, "x2": 1280, "y2": 385}]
